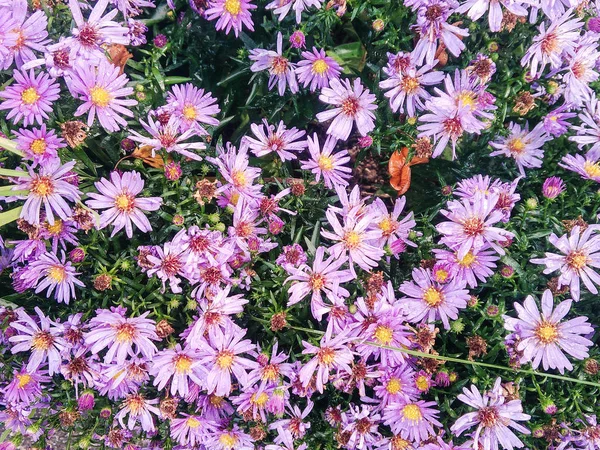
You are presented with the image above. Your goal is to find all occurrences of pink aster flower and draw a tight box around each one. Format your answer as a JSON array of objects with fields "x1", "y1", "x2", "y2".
[
  {"x1": 379, "y1": 61, "x2": 444, "y2": 117},
  {"x1": 322, "y1": 206, "x2": 384, "y2": 273},
  {"x1": 15, "y1": 160, "x2": 81, "y2": 226},
  {"x1": 374, "y1": 365, "x2": 420, "y2": 407},
  {"x1": 399, "y1": 268, "x2": 470, "y2": 329},
  {"x1": 316, "y1": 78, "x2": 377, "y2": 141},
  {"x1": 521, "y1": 10, "x2": 583, "y2": 78},
  {"x1": 86, "y1": 170, "x2": 162, "y2": 238},
  {"x1": 2, "y1": 365, "x2": 49, "y2": 404},
  {"x1": 382, "y1": 400, "x2": 442, "y2": 444},
  {"x1": 433, "y1": 244, "x2": 499, "y2": 288},
  {"x1": 0, "y1": 10, "x2": 18, "y2": 70},
  {"x1": 4, "y1": 0, "x2": 50, "y2": 69},
  {"x1": 84, "y1": 308, "x2": 159, "y2": 364},
  {"x1": 67, "y1": 0, "x2": 130, "y2": 63},
  {"x1": 146, "y1": 241, "x2": 186, "y2": 294},
  {"x1": 244, "y1": 119, "x2": 307, "y2": 161},
  {"x1": 562, "y1": 39, "x2": 600, "y2": 107},
  {"x1": 249, "y1": 32, "x2": 298, "y2": 96},
  {"x1": 490, "y1": 122, "x2": 549, "y2": 177},
  {"x1": 286, "y1": 246, "x2": 354, "y2": 309},
  {"x1": 368, "y1": 197, "x2": 417, "y2": 249},
  {"x1": 20, "y1": 251, "x2": 84, "y2": 304},
  {"x1": 0, "y1": 69, "x2": 60, "y2": 126},
  {"x1": 531, "y1": 226, "x2": 600, "y2": 301},
  {"x1": 542, "y1": 176, "x2": 566, "y2": 199},
  {"x1": 171, "y1": 414, "x2": 216, "y2": 447},
  {"x1": 15, "y1": 124, "x2": 65, "y2": 167},
  {"x1": 296, "y1": 47, "x2": 342, "y2": 91},
  {"x1": 503, "y1": 290, "x2": 594, "y2": 373},
  {"x1": 197, "y1": 324, "x2": 258, "y2": 396},
  {"x1": 543, "y1": 104, "x2": 576, "y2": 137},
  {"x1": 570, "y1": 97, "x2": 600, "y2": 158},
  {"x1": 266, "y1": 0, "x2": 322, "y2": 23},
  {"x1": 455, "y1": 0, "x2": 527, "y2": 32},
  {"x1": 129, "y1": 114, "x2": 206, "y2": 161},
  {"x1": 206, "y1": 0, "x2": 257, "y2": 37},
  {"x1": 150, "y1": 344, "x2": 206, "y2": 397},
  {"x1": 9, "y1": 307, "x2": 66, "y2": 375},
  {"x1": 68, "y1": 59, "x2": 137, "y2": 132},
  {"x1": 559, "y1": 153, "x2": 600, "y2": 183},
  {"x1": 451, "y1": 378, "x2": 531, "y2": 450},
  {"x1": 299, "y1": 333, "x2": 354, "y2": 393},
  {"x1": 436, "y1": 193, "x2": 515, "y2": 259},
  {"x1": 301, "y1": 133, "x2": 352, "y2": 189},
  {"x1": 166, "y1": 83, "x2": 220, "y2": 135},
  {"x1": 115, "y1": 393, "x2": 160, "y2": 432}
]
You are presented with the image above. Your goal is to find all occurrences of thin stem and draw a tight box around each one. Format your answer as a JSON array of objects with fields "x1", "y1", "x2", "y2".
[{"x1": 289, "y1": 326, "x2": 600, "y2": 388}]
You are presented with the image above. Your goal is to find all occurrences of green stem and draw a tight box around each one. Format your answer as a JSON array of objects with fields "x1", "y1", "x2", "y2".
[{"x1": 289, "y1": 326, "x2": 600, "y2": 388}]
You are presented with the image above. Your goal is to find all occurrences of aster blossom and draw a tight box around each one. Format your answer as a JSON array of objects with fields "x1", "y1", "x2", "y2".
[
  {"x1": 166, "y1": 83, "x2": 220, "y2": 135},
  {"x1": 455, "y1": 0, "x2": 527, "y2": 32},
  {"x1": 560, "y1": 153, "x2": 600, "y2": 183},
  {"x1": 299, "y1": 333, "x2": 354, "y2": 393},
  {"x1": 503, "y1": 290, "x2": 594, "y2": 373},
  {"x1": 15, "y1": 124, "x2": 65, "y2": 167},
  {"x1": 3, "y1": 0, "x2": 50, "y2": 69},
  {"x1": 490, "y1": 122, "x2": 549, "y2": 177},
  {"x1": 150, "y1": 344, "x2": 206, "y2": 397},
  {"x1": 86, "y1": 170, "x2": 161, "y2": 238},
  {"x1": 451, "y1": 378, "x2": 531, "y2": 450},
  {"x1": 205, "y1": 0, "x2": 257, "y2": 37},
  {"x1": 244, "y1": 119, "x2": 307, "y2": 161},
  {"x1": 249, "y1": 32, "x2": 298, "y2": 96},
  {"x1": 531, "y1": 226, "x2": 600, "y2": 301},
  {"x1": 300, "y1": 133, "x2": 352, "y2": 189},
  {"x1": 296, "y1": 47, "x2": 342, "y2": 92},
  {"x1": 382, "y1": 400, "x2": 443, "y2": 444},
  {"x1": 570, "y1": 97, "x2": 600, "y2": 158},
  {"x1": 316, "y1": 78, "x2": 377, "y2": 141}
]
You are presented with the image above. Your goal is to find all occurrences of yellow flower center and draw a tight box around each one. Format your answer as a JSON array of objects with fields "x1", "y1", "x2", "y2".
[
  {"x1": 250, "y1": 392, "x2": 269, "y2": 406},
  {"x1": 567, "y1": 249, "x2": 589, "y2": 270},
  {"x1": 48, "y1": 265, "x2": 67, "y2": 283},
  {"x1": 309, "y1": 273, "x2": 326, "y2": 291},
  {"x1": 216, "y1": 350, "x2": 235, "y2": 369},
  {"x1": 30, "y1": 177, "x2": 55, "y2": 197},
  {"x1": 46, "y1": 220, "x2": 63, "y2": 235},
  {"x1": 32, "y1": 331, "x2": 54, "y2": 350},
  {"x1": 415, "y1": 375, "x2": 429, "y2": 391},
  {"x1": 271, "y1": 56, "x2": 289, "y2": 75},
  {"x1": 17, "y1": 373, "x2": 32, "y2": 388},
  {"x1": 379, "y1": 217, "x2": 398, "y2": 236},
  {"x1": 584, "y1": 161, "x2": 600, "y2": 178},
  {"x1": 231, "y1": 170, "x2": 247, "y2": 188},
  {"x1": 210, "y1": 395, "x2": 224, "y2": 407},
  {"x1": 341, "y1": 97, "x2": 360, "y2": 116},
  {"x1": 458, "y1": 251, "x2": 477, "y2": 267},
  {"x1": 386, "y1": 377, "x2": 402, "y2": 394},
  {"x1": 457, "y1": 90, "x2": 476, "y2": 110},
  {"x1": 115, "y1": 193, "x2": 135, "y2": 212},
  {"x1": 317, "y1": 347, "x2": 336, "y2": 365},
  {"x1": 30, "y1": 138, "x2": 47, "y2": 155},
  {"x1": 125, "y1": 394, "x2": 145, "y2": 414},
  {"x1": 174, "y1": 354, "x2": 192, "y2": 374},
  {"x1": 318, "y1": 155, "x2": 334, "y2": 171},
  {"x1": 535, "y1": 321, "x2": 559, "y2": 344},
  {"x1": 401, "y1": 76, "x2": 420, "y2": 94},
  {"x1": 423, "y1": 287, "x2": 443, "y2": 306},
  {"x1": 21, "y1": 87, "x2": 40, "y2": 105},
  {"x1": 374, "y1": 325, "x2": 394, "y2": 345},
  {"x1": 312, "y1": 59, "x2": 329, "y2": 75},
  {"x1": 402, "y1": 404, "x2": 422, "y2": 422},
  {"x1": 186, "y1": 417, "x2": 201, "y2": 428},
  {"x1": 343, "y1": 231, "x2": 361, "y2": 249},
  {"x1": 434, "y1": 268, "x2": 449, "y2": 282},
  {"x1": 261, "y1": 364, "x2": 280, "y2": 381},
  {"x1": 508, "y1": 138, "x2": 526, "y2": 155},
  {"x1": 115, "y1": 323, "x2": 138, "y2": 343},
  {"x1": 390, "y1": 436, "x2": 412, "y2": 450},
  {"x1": 224, "y1": 0, "x2": 241, "y2": 15},
  {"x1": 90, "y1": 86, "x2": 112, "y2": 108},
  {"x1": 183, "y1": 104, "x2": 197, "y2": 120}
]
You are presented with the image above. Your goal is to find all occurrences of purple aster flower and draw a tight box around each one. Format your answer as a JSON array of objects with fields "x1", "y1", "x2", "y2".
[
  {"x1": 399, "y1": 267, "x2": 470, "y2": 329},
  {"x1": 67, "y1": 0, "x2": 130, "y2": 63},
  {"x1": 531, "y1": 226, "x2": 600, "y2": 301},
  {"x1": 9, "y1": 306, "x2": 66, "y2": 375},
  {"x1": 115, "y1": 393, "x2": 160, "y2": 432},
  {"x1": 455, "y1": 0, "x2": 527, "y2": 32},
  {"x1": 244, "y1": 119, "x2": 307, "y2": 161},
  {"x1": 127, "y1": 19, "x2": 148, "y2": 46},
  {"x1": 86, "y1": 170, "x2": 162, "y2": 238},
  {"x1": 321, "y1": 207, "x2": 384, "y2": 273},
  {"x1": 231, "y1": 384, "x2": 275, "y2": 422},
  {"x1": 166, "y1": 83, "x2": 220, "y2": 135},
  {"x1": 15, "y1": 160, "x2": 81, "y2": 226},
  {"x1": 560, "y1": 153, "x2": 600, "y2": 183},
  {"x1": 2, "y1": 365, "x2": 49, "y2": 403},
  {"x1": 68, "y1": 59, "x2": 137, "y2": 132},
  {"x1": 150, "y1": 344, "x2": 206, "y2": 397},
  {"x1": 374, "y1": 365, "x2": 419, "y2": 407},
  {"x1": 436, "y1": 193, "x2": 515, "y2": 259},
  {"x1": 129, "y1": 114, "x2": 206, "y2": 161},
  {"x1": 196, "y1": 324, "x2": 258, "y2": 396},
  {"x1": 421, "y1": 437, "x2": 471, "y2": 450},
  {"x1": 490, "y1": 122, "x2": 549, "y2": 177},
  {"x1": 205, "y1": 0, "x2": 257, "y2": 37},
  {"x1": 289, "y1": 30, "x2": 306, "y2": 48},
  {"x1": 380, "y1": 60, "x2": 444, "y2": 117},
  {"x1": 0, "y1": 10, "x2": 18, "y2": 70},
  {"x1": 84, "y1": 308, "x2": 158, "y2": 364},
  {"x1": 412, "y1": 0, "x2": 468, "y2": 66},
  {"x1": 466, "y1": 53, "x2": 497, "y2": 85},
  {"x1": 433, "y1": 244, "x2": 499, "y2": 288},
  {"x1": 503, "y1": 290, "x2": 594, "y2": 373},
  {"x1": 170, "y1": 414, "x2": 216, "y2": 447},
  {"x1": 269, "y1": 400, "x2": 313, "y2": 439},
  {"x1": 451, "y1": 378, "x2": 531, "y2": 450},
  {"x1": 299, "y1": 332, "x2": 354, "y2": 393},
  {"x1": 3, "y1": 0, "x2": 49, "y2": 69},
  {"x1": 542, "y1": 176, "x2": 566, "y2": 199},
  {"x1": 296, "y1": 47, "x2": 342, "y2": 92},
  {"x1": 15, "y1": 124, "x2": 65, "y2": 167},
  {"x1": 276, "y1": 243, "x2": 307, "y2": 273},
  {"x1": 206, "y1": 425, "x2": 254, "y2": 450},
  {"x1": 301, "y1": 133, "x2": 352, "y2": 189},
  {"x1": 368, "y1": 197, "x2": 417, "y2": 250},
  {"x1": 145, "y1": 242, "x2": 186, "y2": 294},
  {"x1": 22, "y1": 37, "x2": 75, "y2": 78},
  {"x1": 341, "y1": 405, "x2": 382, "y2": 449},
  {"x1": 570, "y1": 97, "x2": 600, "y2": 158},
  {"x1": 521, "y1": 10, "x2": 583, "y2": 78},
  {"x1": 382, "y1": 400, "x2": 442, "y2": 444},
  {"x1": 249, "y1": 32, "x2": 298, "y2": 96},
  {"x1": 563, "y1": 39, "x2": 600, "y2": 107},
  {"x1": 20, "y1": 251, "x2": 84, "y2": 304},
  {"x1": 0, "y1": 403, "x2": 32, "y2": 434},
  {"x1": 266, "y1": 0, "x2": 322, "y2": 23},
  {"x1": 0, "y1": 69, "x2": 60, "y2": 126},
  {"x1": 543, "y1": 104, "x2": 576, "y2": 137},
  {"x1": 115, "y1": 0, "x2": 156, "y2": 17},
  {"x1": 316, "y1": 78, "x2": 377, "y2": 141}
]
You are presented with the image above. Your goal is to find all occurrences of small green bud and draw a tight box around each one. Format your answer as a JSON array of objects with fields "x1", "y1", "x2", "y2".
[
  {"x1": 168, "y1": 298, "x2": 181, "y2": 309},
  {"x1": 348, "y1": 304, "x2": 357, "y2": 314},
  {"x1": 185, "y1": 298, "x2": 198, "y2": 311},
  {"x1": 121, "y1": 260, "x2": 132, "y2": 271},
  {"x1": 135, "y1": 84, "x2": 145, "y2": 92},
  {"x1": 135, "y1": 91, "x2": 146, "y2": 102},
  {"x1": 215, "y1": 222, "x2": 226, "y2": 233},
  {"x1": 78, "y1": 436, "x2": 91, "y2": 449},
  {"x1": 525, "y1": 197, "x2": 538, "y2": 210},
  {"x1": 450, "y1": 318, "x2": 465, "y2": 334},
  {"x1": 208, "y1": 212, "x2": 220, "y2": 224}
]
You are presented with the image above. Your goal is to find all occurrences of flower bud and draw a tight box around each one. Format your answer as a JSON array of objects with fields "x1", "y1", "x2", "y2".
[
  {"x1": 77, "y1": 391, "x2": 95, "y2": 412},
  {"x1": 372, "y1": 19, "x2": 385, "y2": 31}
]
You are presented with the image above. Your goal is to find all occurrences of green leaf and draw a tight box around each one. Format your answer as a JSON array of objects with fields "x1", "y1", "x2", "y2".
[
  {"x1": 0, "y1": 137, "x2": 24, "y2": 157},
  {"x1": 327, "y1": 42, "x2": 367, "y2": 73},
  {"x1": 0, "y1": 206, "x2": 23, "y2": 227},
  {"x1": 0, "y1": 168, "x2": 28, "y2": 178},
  {"x1": 164, "y1": 76, "x2": 193, "y2": 85}
]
